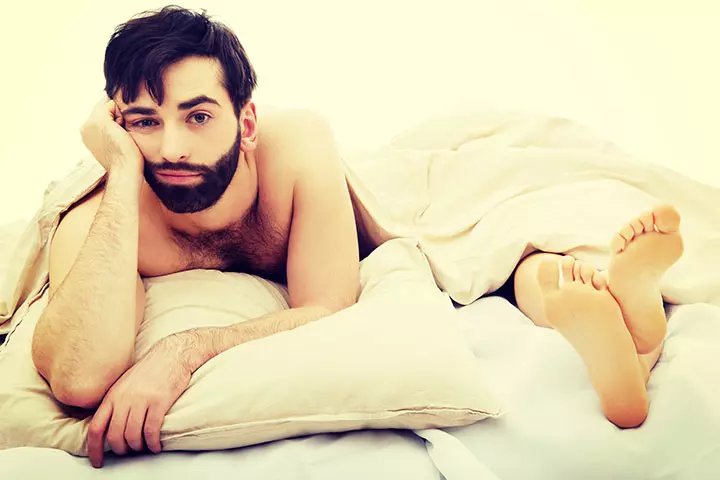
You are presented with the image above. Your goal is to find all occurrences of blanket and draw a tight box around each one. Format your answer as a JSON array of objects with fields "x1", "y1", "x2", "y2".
[{"x1": 2, "y1": 108, "x2": 719, "y2": 338}]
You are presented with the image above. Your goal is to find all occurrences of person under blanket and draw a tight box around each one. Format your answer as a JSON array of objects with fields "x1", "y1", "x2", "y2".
[{"x1": 30, "y1": 5, "x2": 682, "y2": 468}]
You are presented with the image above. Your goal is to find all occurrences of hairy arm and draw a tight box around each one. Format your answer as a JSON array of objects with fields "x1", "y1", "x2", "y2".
[
  {"x1": 32, "y1": 167, "x2": 145, "y2": 408},
  {"x1": 165, "y1": 111, "x2": 360, "y2": 372}
]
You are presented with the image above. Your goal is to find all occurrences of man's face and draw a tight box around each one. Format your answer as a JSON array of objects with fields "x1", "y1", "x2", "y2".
[{"x1": 116, "y1": 57, "x2": 245, "y2": 213}]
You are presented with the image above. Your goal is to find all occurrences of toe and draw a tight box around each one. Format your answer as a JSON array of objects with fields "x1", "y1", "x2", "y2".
[
  {"x1": 561, "y1": 256, "x2": 575, "y2": 283},
  {"x1": 619, "y1": 224, "x2": 635, "y2": 243},
  {"x1": 610, "y1": 232, "x2": 627, "y2": 253},
  {"x1": 573, "y1": 260, "x2": 583, "y2": 282},
  {"x1": 638, "y1": 211, "x2": 654, "y2": 233},
  {"x1": 653, "y1": 204, "x2": 681, "y2": 233},
  {"x1": 630, "y1": 218, "x2": 644, "y2": 237},
  {"x1": 537, "y1": 259, "x2": 561, "y2": 293},
  {"x1": 579, "y1": 263, "x2": 595, "y2": 284},
  {"x1": 592, "y1": 270, "x2": 608, "y2": 290}
]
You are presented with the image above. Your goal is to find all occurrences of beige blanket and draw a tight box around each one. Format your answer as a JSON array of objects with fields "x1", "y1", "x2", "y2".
[{"x1": 2, "y1": 109, "x2": 719, "y2": 338}]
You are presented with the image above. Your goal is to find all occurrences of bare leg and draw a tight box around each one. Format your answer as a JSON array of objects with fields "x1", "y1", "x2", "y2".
[
  {"x1": 607, "y1": 204, "x2": 684, "y2": 354},
  {"x1": 514, "y1": 253, "x2": 651, "y2": 428}
]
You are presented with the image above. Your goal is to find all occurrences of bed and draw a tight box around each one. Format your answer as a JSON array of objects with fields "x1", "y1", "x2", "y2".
[
  {"x1": 2, "y1": 110, "x2": 720, "y2": 480},
  {"x1": 2, "y1": 291, "x2": 720, "y2": 479}
]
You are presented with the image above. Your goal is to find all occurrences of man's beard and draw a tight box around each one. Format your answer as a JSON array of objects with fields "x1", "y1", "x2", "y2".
[{"x1": 144, "y1": 128, "x2": 242, "y2": 214}]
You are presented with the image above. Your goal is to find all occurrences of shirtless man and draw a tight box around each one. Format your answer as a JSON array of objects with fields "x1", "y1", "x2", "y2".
[
  {"x1": 28, "y1": 5, "x2": 682, "y2": 469},
  {"x1": 31, "y1": 6, "x2": 361, "y2": 468}
]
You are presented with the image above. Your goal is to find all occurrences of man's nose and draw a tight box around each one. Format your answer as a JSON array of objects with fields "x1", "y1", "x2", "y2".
[{"x1": 160, "y1": 125, "x2": 190, "y2": 163}]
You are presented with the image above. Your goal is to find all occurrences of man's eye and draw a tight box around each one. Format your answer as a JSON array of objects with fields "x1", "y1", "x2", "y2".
[
  {"x1": 133, "y1": 119, "x2": 156, "y2": 128},
  {"x1": 191, "y1": 113, "x2": 210, "y2": 124}
]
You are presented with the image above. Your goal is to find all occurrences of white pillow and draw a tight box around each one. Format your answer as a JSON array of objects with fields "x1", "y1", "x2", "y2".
[{"x1": 0, "y1": 238, "x2": 501, "y2": 454}]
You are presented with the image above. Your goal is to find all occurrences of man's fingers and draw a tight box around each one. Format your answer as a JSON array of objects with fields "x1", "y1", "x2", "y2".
[
  {"x1": 96, "y1": 93, "x2": 122, "y2": 125},
  {"x1": 125, "y1": 404, "x2": 148, "y2": 452},
  {"x1": 143, "y1": 405, "x2": 166, "y2": 454},
  {"x1": 106, "y1": 404, "x2": 131, "y2": 457},
  {"x1": 111, "y1": 101, "x2": 124, "y2": 126},
  {"x1": 106, "y1": 99, "x2": 124, "y2": 126},
  {"x1": 87, "y1": 401, "x2": 113, "y2": 468}
]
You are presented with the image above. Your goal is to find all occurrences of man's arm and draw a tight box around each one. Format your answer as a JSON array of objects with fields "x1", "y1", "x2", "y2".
[
  {"x1": 32, "y1": 171, "x2": 145, "y2": 409},
  {"x1": 32, "y1": 98, "x2": 147, "y2": 409},
  {"x1": 168, "y1": 111, "x2": 360, "y2": 372}
]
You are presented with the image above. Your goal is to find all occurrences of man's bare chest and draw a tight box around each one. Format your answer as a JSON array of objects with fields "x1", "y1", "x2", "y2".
[{"x1": 137, "y1": 206, "x2": 291, "y2": 283}]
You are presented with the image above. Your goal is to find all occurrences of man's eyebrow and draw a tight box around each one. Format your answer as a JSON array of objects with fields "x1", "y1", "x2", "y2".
[
  {"x1": 120, "y1": 95, "x2": 220, "y2": 116},
  {"x1": 178, "y1": 95, "x2": 220, "y2": 110},
  {"x1": 121, "y1": 106, "x2": 158, "y2": 116}
]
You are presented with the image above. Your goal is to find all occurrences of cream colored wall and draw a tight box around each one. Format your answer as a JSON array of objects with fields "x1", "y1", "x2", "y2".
[{"x1": 1, "y1": 0, "x2": 718, "y2": 223}]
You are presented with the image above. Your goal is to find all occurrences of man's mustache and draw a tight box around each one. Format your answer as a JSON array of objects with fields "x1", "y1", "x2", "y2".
[{"x1": 145, "y1": 161, "x2": 211, "y2": 174}]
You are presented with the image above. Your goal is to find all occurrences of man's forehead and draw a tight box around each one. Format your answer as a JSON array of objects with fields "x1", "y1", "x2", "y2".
[{"x1": 116, "y1": 56, "x2": 227, "y2": 109}]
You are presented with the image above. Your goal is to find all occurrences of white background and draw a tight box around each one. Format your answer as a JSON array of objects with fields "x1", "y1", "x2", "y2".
[{"x1": 1, "y1": 0, "x2": 718, "y2": 223}]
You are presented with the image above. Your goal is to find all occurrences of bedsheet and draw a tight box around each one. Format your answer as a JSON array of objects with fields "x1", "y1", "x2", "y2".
[
  {"x1": 0, "y1": 430, "x2": 441, "y2": 480},
  {"x1": 452, "y1": 297, "x2": 720, "y2": 479},
  {"x1": 2, "y1": 296, "x2": 716, "y2": 479},
  {"x1": 0, "y1": 220, "x2": 25, "y2": 345}
]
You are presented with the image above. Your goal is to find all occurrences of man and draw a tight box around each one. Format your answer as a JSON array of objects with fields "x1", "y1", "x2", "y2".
[{"x1": 30, "y1": 6, "x2": 361, "y2": 467}]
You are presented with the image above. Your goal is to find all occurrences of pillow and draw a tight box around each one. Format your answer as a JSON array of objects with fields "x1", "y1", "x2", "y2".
[{"x1": 0, "y1": 238, "x2": 500, "y2": 455}]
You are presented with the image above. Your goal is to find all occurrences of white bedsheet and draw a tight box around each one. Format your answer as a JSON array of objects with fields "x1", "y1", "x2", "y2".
[
  {"x1": 2, "y1": 297, "x2": 719, "y2": 479},
  {"x1": 452, "y1": 297, "x2": 720, "y2": 479},
  {"x1": 0, "y1": 431, "x2": 440, "y2": 480}
]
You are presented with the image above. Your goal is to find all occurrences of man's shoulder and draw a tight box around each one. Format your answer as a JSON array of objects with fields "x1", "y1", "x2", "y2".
[
  {"x1": 257, "y1": 106, "x2": 332, "y2": 148},
  {"x1": 256, "y1": 106, "x2": 338, "y2": 176}
]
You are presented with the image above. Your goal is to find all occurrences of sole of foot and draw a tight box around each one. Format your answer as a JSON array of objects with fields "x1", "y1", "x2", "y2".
[
  {"x1": 607, "y1": 204, "x2": 684, "y2": 355},
  {"x1": 538, "y1": 256, "x2": 649, "y2": 428}
]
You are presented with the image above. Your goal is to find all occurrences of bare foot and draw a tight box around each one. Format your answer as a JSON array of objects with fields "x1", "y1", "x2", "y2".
[
  {"x1": 607, "y1": 204, "x2": 684, "y2": 355},
  {"x1": 538, "y1": 256, "x2": 648, "y2": 428}
]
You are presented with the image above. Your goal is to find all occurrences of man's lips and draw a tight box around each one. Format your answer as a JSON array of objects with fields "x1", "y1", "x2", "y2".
[
  {"x1": 154, "y1": 170, "x2": 203, "y2": 185},
  {"x1": 156, "y1": 169, "x2": 202, "y2": 176}
]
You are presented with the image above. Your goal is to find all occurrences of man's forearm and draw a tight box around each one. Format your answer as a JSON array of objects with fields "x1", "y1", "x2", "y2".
[
  {"x1": 174, "y1": 305, "x2": 333, "y2": 373},
  {"x1": 34, "y1": 167, "x2": 141, "y2": 398}
]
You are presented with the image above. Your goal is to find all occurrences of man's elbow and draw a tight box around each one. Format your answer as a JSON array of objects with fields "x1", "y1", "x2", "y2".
[
  {"x1": 32, "y1": 337, "x2": 131, "y2": 409},
  {"x1": 49, "y1": 375, "x2": 110, "y2": 410},
  {"x1": 47, "y1": 362, "x2": 130, "y2": 409},
  {"x1": 33, "y1": 359, "x2": 106, "y2": 409}
]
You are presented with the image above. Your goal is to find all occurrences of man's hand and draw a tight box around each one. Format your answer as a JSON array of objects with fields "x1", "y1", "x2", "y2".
[
  {"x1": 87, "y1": 335, "x2": 191, "y2": 468},
  {"x1": 80, "y1": 95, "x2": 144, "y2": 174}
]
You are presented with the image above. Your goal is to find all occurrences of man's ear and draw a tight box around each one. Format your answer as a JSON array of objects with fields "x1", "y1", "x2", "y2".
[{"x1": 239, "y1": 102, "x2": 258, "y2": 152}]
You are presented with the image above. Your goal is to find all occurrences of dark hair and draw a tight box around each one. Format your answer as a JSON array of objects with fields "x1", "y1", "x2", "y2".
[{"x1": 104, "y1": 5, "x2": 257, "y2": 116}]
